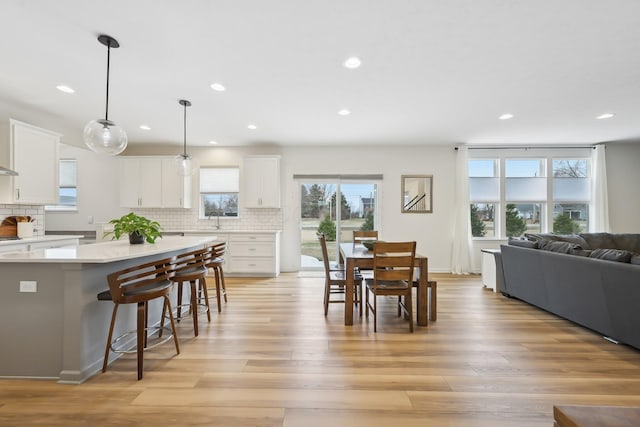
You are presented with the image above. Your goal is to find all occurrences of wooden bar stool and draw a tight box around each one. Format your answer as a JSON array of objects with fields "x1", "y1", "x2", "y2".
[
  {"x1": 166, "y1": 247, "x2": 211, "y2": 337},
  {"x1": 205, "y1": 241, "x2": 228, "y2": 313},
  {"x1": 97, "y1": 255, "x2": 179, "y2": 380}
]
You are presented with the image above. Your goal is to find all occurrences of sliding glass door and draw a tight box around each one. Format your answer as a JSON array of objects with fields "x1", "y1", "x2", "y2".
[{"x1": 299, "y1": 179, "x2": 378, "y2": 270}]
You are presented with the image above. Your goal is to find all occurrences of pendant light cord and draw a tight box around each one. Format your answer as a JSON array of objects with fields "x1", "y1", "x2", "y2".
[
  {"x1": 183, "y1": 102, "x2": 187, "y2": 157},
  {"x1": 105, "y1": 43, "x2": 111, "y2": 122}
]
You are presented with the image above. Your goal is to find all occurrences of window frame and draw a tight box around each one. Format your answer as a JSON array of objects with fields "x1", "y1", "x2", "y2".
[
  {"x1": 468, "y1": 149, "x2": 592, "y2": 240},
  {"x1": 198, "y1": 166, "x2": 240, "y2": 220},
  {"x1": 45, "y1": 158, "x2": 77, "y2": 212}
]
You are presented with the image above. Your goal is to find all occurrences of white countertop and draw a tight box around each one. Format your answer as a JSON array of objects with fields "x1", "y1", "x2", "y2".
[
  {"x1": 0, "y1": 235, "x2": 216, "y2": 264},
  {"x1": 0, "y1": 235, "x2": 82, "y2": 247},
  {"x1": 172, "y1": 229, "x2": 282, "y2": 234}
]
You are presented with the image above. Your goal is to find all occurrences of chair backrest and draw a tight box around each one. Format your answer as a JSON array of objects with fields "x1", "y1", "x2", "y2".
[
  {"x1": 207, "y1": 241, "x2": 227, "y2": 263},
  {"x1": 353, "y1": 230, "x2": 378, "y2": 244},
  {"x1": 173, "y1": 247, "x2": 211, "y2": 275},
  {"x1": 106, "y1": 255, "x2": 175, "y2": 303},
  {"x1": 372, "y1": 241, "x2": 416, "y2": 286},
  {"x1": 317, "y1": 233, "x2": 332, "y2": 275}
]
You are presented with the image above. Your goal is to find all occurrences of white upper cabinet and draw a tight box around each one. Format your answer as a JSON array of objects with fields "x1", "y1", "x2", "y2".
[
  {"x1": 243, "y1": 155, "x2": 281, "y2": 208},
  {"x1": 0, "y1": 120, "x2": 60, "y2": 204},
  {"x1": 119, "y1": 157, "x2": 192, "y2": 208},
  {"x1": 161, "y1": 158, "x2": 192, "y2": 208}
]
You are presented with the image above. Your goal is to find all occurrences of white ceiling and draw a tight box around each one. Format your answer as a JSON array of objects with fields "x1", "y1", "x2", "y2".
[{"x1": 1, "y1": 0, "x2": 640, "y2": 149}]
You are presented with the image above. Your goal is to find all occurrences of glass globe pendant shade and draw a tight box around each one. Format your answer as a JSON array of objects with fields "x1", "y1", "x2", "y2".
[
  {"x1": 84, "y1": 119, "x2": 128, "y2": 155},
  {"x1": 174, "y1": 153, "x2": 198, "y2": 176}
]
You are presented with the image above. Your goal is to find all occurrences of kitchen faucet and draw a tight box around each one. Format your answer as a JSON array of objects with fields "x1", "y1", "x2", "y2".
[{"x1": 208, "y1": 210, "x2": 221, "y2": 229}]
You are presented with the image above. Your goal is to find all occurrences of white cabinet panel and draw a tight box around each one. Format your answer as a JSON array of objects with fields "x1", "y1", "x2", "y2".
[
  {"x1": 0, "y1": 120, "x2": 60, "y2": 204},
  {"x1": 243, "y1": 156, "x2": 280, "y2": 208},
  {"x1": 227, "y1": 232, "x2": 280, "y2": 277},
  {"x1": 120, "y1": 157, "x2": 191, "y2": 208}
]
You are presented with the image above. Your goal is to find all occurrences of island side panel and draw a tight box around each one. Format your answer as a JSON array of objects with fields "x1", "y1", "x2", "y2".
[{"x1": 0, "y1": 264, "x2": 65, "y2": 379}]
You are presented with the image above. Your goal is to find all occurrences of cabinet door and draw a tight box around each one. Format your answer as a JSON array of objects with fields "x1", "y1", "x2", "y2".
[
  {"x1": 11, "y1": 121, "x2": 59, "y2": 203},
  {"x1": 119, "y1": 158, "x2": 162, "y2": 207},
  {"x1": 161, "y1": 158, "x2": 192, "y2": 208},
  {"x1": 138, "y1": 158, "x2": 162, "y2": 207},
  {"x1": 243, "y1": 156, "x2": 280, "y2": 208}
]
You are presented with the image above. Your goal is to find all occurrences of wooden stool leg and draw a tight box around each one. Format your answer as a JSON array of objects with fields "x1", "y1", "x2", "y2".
[
  {"x1": 102, "y1": 303, "x2": 119, "y2": 373},
  {"x1": 219, "y1": 267, "x2": 227, "y2": 303},
  {"x1": 176, "y1": 282, "x2": 183, "y2": 321},
  {"x1": 190, "y1": 280, "x2": 199, "y2": 337},
  {"x1": 200, "y1": 279, "x2": 212, "y2": 321},
  {"x1": 163, "y1": 295, "x2": 180, "y2": 355},
  {"x1": 214, "y1": 270, "x2": 222, "y2": 313},
  {"x1": 136, "y1": 301, "x2": 145, "y2": 380}
]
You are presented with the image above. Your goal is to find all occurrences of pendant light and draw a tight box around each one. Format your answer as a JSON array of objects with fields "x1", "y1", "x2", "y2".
[
  {"x1": 175, "y1": 99, "x2": 197, "y2": 176},
  {"x1": 83, "y1": 35, "x2": 128, "y2": 155}
]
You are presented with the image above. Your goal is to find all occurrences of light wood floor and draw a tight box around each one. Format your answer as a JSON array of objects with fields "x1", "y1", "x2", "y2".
[{"x1": 2, "y1": 273, "x2": 640, "y2": 426}]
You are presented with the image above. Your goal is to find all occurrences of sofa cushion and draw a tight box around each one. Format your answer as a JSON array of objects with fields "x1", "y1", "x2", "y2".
[
  {"x1": 589, "y1": 248, "x2": 633, "y2": 263},
  {"x1": 629, "y1": 253, "x2": 640, "y2": 265},
  {"x1": 538, "y1": 240, "x2": 581, "y2": 254},
  {"x1": 526, "y1": 233, "x2": 590, "y2": 249},
  {"x1": 612, "y1": 234, "x2": 640, "y2": 253},
  {"x1": 580, "y1": 233, "x2": 617, "y2": 250},
  {"x1": 508, "y1": 238, "x2": 538, "y2": 249}
]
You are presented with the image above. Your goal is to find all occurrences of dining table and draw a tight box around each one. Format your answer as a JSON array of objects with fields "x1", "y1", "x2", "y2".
[{"x1": 339, "y1": 242, "x2": 436, "y2": 326}]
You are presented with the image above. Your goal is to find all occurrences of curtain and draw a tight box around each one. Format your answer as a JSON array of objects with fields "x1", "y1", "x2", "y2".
[
  {"x1": 450, "y1": 146, "x2": 473, "y2": 274},
  {"x1": 592, "y1": 145, "x2": 610, "y2": 232}
]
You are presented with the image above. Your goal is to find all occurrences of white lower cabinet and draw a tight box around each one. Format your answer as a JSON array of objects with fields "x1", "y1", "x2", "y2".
[
  {"x1": 183, "y1": 231, "x2": 280, "y2": 277},
  {"x1": 228, "y1": 233, "x2": 280, "y2": 277}
]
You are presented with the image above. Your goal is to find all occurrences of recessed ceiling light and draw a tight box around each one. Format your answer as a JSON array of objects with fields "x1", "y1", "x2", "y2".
[
  {"x1": 596, "y1": 113, "x2": 615, "y2": 120},
  {"x1": 498, "y1": 113, "x2": 514, "y2": 120},
  {"x1": 343, "y1": 57, "x2": 362, "y2": 69},
  {"x1": 338, "y1": 109, "x2": 351, "y2": 116},
  {"x1": 210, "y1": 82, "x2": 226, "y2": 92},
  {"x1": 247, "y1": 124, "x2": 257, "y2": 130},
  {"x1": 209, "y1": 140, "x2": 218, "y2": 145},
  {"x1": 139, "y1": 125, "x2": 151, "y2": 130},
  {"x1": 56, "y1": 85, "x2": 75, "y2": 93}
]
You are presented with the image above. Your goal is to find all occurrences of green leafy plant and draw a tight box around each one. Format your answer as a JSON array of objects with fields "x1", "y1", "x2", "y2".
[
  {"x1": 360, "y1": 210, "x2": 374, "y2": 231},
  {"x1": 105, "y1": 212, "x2": 163, "y2": 243},
  {"x1": 470, "y1": 204, "x2": 486, "y2": 237},
  {"x1": 317, "y1": 214, "x2": 336, "y2": 241},
  {"x1": 505, "y1": 203, "x2": 527, "y2": 238},
  {"x1": 553, "y1": 213, "x2": 581, "y2": 234}
]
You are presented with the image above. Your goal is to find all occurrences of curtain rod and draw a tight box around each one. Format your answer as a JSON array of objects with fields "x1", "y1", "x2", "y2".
[{"x1": 455, "y1": 145, "x2": 598, "y2": 150}]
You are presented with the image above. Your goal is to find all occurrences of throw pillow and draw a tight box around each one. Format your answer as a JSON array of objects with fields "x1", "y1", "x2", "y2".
[
  {"x1": 589, "y1": 248, "x2": 633, "y2": 263},
  {"x1": 525, "y1": 233, "x2": 590, "y2": 249},
  {"x1": 538, "y1": 240, "x2": 580, "y2": 254},
  {"x1": 629, "y1": 253, "x2": 640, "y2": 265},
  {"x1": 508, "y1": 238, "x2": 538, "y2": 249}
]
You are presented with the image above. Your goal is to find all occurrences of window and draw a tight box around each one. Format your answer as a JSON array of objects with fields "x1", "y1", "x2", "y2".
[
  {"x1": 468, "y1": 151, "x2": 592, "y2": 239},
  {"x1": 552, "y1": 159, "x2": 590, "y2": 233},
  {"x1": 199, "y1": 167, "x2": 239, "y2": 218},
  {"x1": 469, "y1": 160, "x2": 498, "y2": 238},
  {"x1": 45, "y1": 159, "x2": 77, "y2": 211}
]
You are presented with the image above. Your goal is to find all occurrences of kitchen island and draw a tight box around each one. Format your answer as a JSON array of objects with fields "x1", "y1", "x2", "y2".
[{"x1": 0, "y1": 235, "x2": 216, "y2": 383}]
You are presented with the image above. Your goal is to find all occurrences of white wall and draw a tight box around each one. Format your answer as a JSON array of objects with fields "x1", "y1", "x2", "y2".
[
  {"x1": 45, "y1": 144, "x2": 127, "y2": 231},
  {"x1": 279, "y1": 145, "x2": 456, "y2": 272},
  {"x1": 606, "y1": 142, "x2": 640, "y2": 233}
]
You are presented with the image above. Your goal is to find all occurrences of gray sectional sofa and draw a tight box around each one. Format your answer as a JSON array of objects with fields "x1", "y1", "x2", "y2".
[{"x1": 497, "y1": 233, "x2": 640, "y2": 350}]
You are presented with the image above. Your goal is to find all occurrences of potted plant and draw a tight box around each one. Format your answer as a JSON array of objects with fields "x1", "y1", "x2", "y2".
[{"x1": 104, "y1": 212, "x2": 163, "y2": 244}]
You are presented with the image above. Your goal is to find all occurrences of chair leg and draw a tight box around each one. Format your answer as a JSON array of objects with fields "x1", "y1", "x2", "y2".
[
  {"x1": 190, "y1": 280, "x2": 199, "y2": 337},
  {"x1": 163, "y1": 295, "x2": 180, "y2": 355},
  {"x1": 159, "y1": 298, "x2": 167, "y2": 338},
  {"x1": 406, "y1": 291, "x2": 414, "y2": 333},
  {"x1": 102, "y1": 303, "x2": 119, "y2": 373},
  {"x1": 219, "y1": 267, "x2": 227, "y2": 303},
  {"x1": 323, "y1": 279, "x2": 330, "y2": 316},
  {"x1": 176, "y1": 282, "x2": 183, "y2": 322},
  {"x1": 200, "y1": 278, "x2": 212, "y2": 321},
  {"x1": 373, "y1": 293, "x2": 377, "y2": 332},
  {"x1": 136, "y1": 301, "x2": 145, "y2": 380},
  {"x1": 214, "y1": 270, "x2": 222, "y2": 313}
]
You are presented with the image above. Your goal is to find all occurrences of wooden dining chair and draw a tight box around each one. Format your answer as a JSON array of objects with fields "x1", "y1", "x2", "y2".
[
  {"x1": 365, "y1": 241, "x2": 416, "y2": 332},
  {"x1": 98, "y1": 255, "x2": 180, "y2": 380},
  {"x1": 353, "y1": 230, "x2": 378, "y2": 245},
  {"x1": 318, "y1": 233, "x2": 363, "y2": 316}
]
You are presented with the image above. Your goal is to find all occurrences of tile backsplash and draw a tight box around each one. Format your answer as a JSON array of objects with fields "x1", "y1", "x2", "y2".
[
  {"x1": 0, "y1": 204, "x2": 45, "y2": 236},
  {"x1": 130, "y1": 207, "x2": 283, "y2": 232}
]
